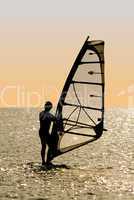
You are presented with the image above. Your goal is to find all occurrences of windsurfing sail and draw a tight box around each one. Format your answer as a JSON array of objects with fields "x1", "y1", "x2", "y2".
[{"x1": 47, "y1": 36, "x2": 105, "y2": 161}]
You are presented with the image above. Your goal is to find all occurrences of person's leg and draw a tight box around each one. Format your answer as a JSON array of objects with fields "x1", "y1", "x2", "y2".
[
  {"x1": 46, "y1": 133, "x2": 59, "y2": 164},
  {"x1": 39, "y1": 131, "x2": 46, "y2": 165},
  {"x1": 46, "y1": 146, "x2": 53, "y2": 164},
  {"x1": 41, "y1": 144, "x2": 46, "y2": 165},
  {"x1": 46, "y1": 135, "x2": 53, "y2": 164}
]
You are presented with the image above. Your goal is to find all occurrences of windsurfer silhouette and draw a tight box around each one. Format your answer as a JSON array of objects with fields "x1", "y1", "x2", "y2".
[{"x1": 39, "y1": 101, "x2": 56, "y2": 165}]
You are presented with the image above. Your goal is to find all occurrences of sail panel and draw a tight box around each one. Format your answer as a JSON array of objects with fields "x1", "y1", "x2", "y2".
[
  {"x1": 73, "y1": 63, "x2": 102, "y2": 83},
  {"x1": 81, "y1": 49, "x2": 99, "y2": 62}
]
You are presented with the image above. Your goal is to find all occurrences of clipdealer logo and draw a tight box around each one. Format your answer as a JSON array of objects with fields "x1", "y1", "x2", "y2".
[{"x1": 0, "y1": 85, "x2": 47, "y2": 108}]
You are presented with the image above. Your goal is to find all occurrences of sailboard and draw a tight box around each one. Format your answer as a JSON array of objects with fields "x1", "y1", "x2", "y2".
[{"x1": 47, "y1": 36, "x2": 105, "y2": 161}]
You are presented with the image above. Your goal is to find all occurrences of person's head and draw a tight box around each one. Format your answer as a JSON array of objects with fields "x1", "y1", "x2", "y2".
[{"x1": 44, "y1": 101, "x2": 53, "y2": 111}]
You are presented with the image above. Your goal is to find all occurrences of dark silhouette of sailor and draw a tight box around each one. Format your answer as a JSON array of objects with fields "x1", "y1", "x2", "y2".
[{"x1": 39, "y1": 101, "x2": 56, "y2": 165}]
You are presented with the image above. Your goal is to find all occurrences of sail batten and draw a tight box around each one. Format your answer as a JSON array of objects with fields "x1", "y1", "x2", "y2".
[
  {"x1": 71, "y1": 81, "x2": 103, "y2": 86},
  {"x1": 64, "y1": 119, "x2": 93, "y2": 127},
  {"x1": 63, "y1": 102, "x2": 103, "y2": 111},
  {"x1": 80, "y1": 61, "x2": 104, "y2": 64},
  {"x1": 64, "y1": 131, "x2": 96, "y2": 137}
]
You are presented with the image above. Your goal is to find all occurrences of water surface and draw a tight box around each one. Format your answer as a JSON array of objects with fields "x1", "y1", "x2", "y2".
[{"x1": 0, "y1": 108, "x2": 134, "y2": 199}]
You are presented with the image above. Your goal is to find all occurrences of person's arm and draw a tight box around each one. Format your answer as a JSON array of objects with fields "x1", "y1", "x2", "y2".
[
  {"x1": 39, "y1": 111, "x2": 45, "y2": 121},
  {"x1": 39, "y1": 112, "x2": 41, "y2": 121},
  {"x1": 49, "y1": 113, "x2": 57, "y2": 122}
]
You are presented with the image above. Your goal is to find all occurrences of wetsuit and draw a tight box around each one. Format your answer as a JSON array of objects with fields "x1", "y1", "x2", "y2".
[{"x1": 39, "y1": 110, "x2": 56, "y2": 164}]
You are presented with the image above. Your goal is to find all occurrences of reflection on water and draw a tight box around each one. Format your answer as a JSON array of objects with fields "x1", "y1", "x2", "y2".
[{"x1": 0, "y1": 108, "x2": 134, "y2": 200}]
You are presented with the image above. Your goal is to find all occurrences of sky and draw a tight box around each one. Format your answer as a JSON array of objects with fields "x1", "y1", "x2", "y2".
[{"x1": 0, "y1": 0, "x2": 134, "y2": 108}]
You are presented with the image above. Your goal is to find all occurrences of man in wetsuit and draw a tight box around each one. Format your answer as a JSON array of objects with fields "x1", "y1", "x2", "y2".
[{"x1": 39, "y1": 101, "x2": 56, "y2": 165}]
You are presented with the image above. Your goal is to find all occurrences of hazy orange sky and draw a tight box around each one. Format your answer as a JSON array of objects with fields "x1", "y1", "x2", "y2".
[{"x1": 0, "y1": 0, "x2": 134, "y2": 108}]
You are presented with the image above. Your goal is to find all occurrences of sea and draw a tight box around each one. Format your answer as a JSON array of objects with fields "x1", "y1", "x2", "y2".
[{"x1": 0, "y1": 108, "x2": 134, "y2": 200}]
